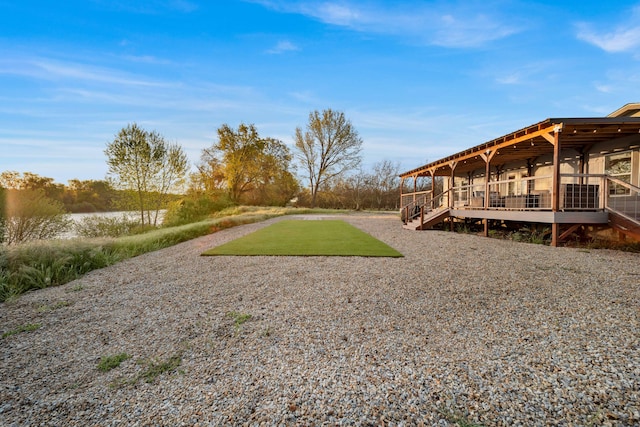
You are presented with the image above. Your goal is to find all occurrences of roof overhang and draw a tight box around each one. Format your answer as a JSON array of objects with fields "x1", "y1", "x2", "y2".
[{"x1": 400, "y1": 117, "x2": 640, "y2": 179}]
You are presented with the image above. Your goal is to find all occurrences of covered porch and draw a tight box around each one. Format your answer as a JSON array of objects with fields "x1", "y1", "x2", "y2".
[{"x1": 400, "y1": 116, "x2": 640, "y2": 246}]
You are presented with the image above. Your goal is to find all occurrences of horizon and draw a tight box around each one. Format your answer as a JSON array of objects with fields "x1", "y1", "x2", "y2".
[{"x1": 2, "y1": 1, "x2": 640, "y2": 184}]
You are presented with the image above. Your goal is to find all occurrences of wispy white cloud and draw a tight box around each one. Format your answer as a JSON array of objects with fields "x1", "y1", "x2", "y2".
[
  {"x1": 432, "y1": 11, "x2": 518, "y2": 47},
  {"x1": 0, "y1": 56, "x2": 174, "y2": 87},
  {"x1": 288, "y1": 90, "x2": 324, "y2": 105},
  {"x1": 93, "y1": 0, "x2": 198, "y2": 14},
  {"x1": 496, "y1": 73, "x2": 521, "y2": 85},
  {"x1": 589, "y1": 68, "x2": 640, "y2": 96},
  {"x1": 266, "y1": 40, "x2": 300, "y2": 54},
  {"x1": 249, "y1": 0, "x2": 521, "y2": 48},
  {"x1": 493, "y1": 61, "x2": 555, "y2": 86},
  {"x1": 576, "y1": 24, "x2": 640, "y2": 53},
  {"x1": 595, "y1": 84, "x2": 613, "y2": 94},
  {"x1": 575, "y1": 6, "x2": 640, "y2": 53},
  {"x1": 121, "y1": 54, "x2": 174, "y2": 65}
]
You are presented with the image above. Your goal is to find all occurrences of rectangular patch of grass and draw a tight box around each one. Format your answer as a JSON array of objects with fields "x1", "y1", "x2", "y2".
[{"x1": 202, "y1": 220, "x2": 403, "y2": 257}]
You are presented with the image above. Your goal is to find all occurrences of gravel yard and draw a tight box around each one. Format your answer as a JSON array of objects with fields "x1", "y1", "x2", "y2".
[{"x1": 1, "y1": 214, "x2": 639, "y2": 426}]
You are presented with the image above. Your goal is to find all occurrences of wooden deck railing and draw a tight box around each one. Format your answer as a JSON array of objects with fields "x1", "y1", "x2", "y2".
[{"x1": 401, "y1": 174, "x2": 622, "y2": 213}]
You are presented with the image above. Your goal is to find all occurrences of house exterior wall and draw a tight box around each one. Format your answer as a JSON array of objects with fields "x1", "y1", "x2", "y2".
[{"x1": 587, "y1": 136, "x2": 640, "y2": 186}]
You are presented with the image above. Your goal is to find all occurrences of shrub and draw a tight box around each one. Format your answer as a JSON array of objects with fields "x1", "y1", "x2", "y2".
[
  {"x1": 74, "y1": 214, "x2": 142, "y2": 238},
  {"x1": 1, "y1": 189, "x2": 72, "y2": 244},
  {"x1": 163, "y1": 195, "x2": 232, "y2": 226}
]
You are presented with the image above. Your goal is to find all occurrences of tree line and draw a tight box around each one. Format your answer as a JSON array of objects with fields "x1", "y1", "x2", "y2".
[{"x1": 1, "y1": 108, "x2": 402, "y2": 243}]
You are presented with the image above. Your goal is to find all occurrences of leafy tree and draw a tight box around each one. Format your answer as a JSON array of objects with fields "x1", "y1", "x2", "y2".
[
  {"x1": 216, "y1": 123, "x2": 262, "y2": 203},
  {"x1": 1, "y1": 189, "x2": 71, "y2": 244},
  {"x1": 105, "y1": 123, "x2": 188, "y2": 225},
  {"x1": 0, "y1": 171, "x2": 64, "y2": 201},
  {"x1": 294, "y1": 109, "x2": 363, "y2": 207},
  {"x1": 199, "y1": 123, "x2": 298, "y2": 205},
  {"x1": 190, "y1": 151, "x2": 226, "y2": 196},
  {"x1": 65, "y1": 179, "x2": 116, "y2": 212},
  {"x1": 248, "y1": 138, "x2": 299, "y2": 206}
]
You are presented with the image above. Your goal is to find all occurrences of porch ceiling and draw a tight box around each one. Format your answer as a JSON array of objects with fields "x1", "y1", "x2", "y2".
[{"x1": 400, "y1": 117, "x2": 640, "y2": 178}]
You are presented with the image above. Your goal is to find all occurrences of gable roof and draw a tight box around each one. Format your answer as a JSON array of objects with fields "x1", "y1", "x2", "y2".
[{"x1": 608, "y1": 103, "x2": 640, "y2": 118}]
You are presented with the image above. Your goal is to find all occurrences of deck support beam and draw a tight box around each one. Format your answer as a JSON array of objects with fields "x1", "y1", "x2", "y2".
[{"x1": 558, "y1": 224, "x2": 582, "y2": 242}]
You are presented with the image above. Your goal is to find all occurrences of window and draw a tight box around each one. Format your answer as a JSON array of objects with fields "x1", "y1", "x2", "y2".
[
  {"x1": 507, "y1": 175, "x2": 516, "y2": 196},
  {"x1": 605, "y1": 151, "x2": 632, "y2": 195}
]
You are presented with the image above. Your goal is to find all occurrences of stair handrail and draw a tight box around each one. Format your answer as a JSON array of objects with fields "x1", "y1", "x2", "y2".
[
  {"x1": 427, "y1": 188, "x2": 452, "y2": 211},
  {"x1": 403, "y1": 189, "x2": 451, "y2": 224},
  {"x1": 605, "y1": 176, "x2": 640, "y2": 222},
  {"x1": 401, "y1": 192, "x2": 431, "y2": 223}
]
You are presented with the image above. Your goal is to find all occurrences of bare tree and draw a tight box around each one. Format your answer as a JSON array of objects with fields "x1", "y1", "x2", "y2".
[
  {"x1": 370, "y1": 160, "x2": 401, "y2": 209},
  {"x1": 294, "y1": 109, "x2": 363, "y2": 207}
]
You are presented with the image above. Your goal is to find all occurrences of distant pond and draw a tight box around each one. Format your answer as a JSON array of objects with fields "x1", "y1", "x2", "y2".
[{"x1": 58, "y1": 210, "x2": 166, "y2": 239}]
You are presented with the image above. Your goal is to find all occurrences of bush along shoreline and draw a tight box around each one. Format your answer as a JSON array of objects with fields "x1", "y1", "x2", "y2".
[{"x1": 0, "y1": 207, "x2": 331, "y2": 302}]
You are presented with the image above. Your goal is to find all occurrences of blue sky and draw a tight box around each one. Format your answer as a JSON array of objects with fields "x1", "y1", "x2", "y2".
[{"x1": 2, "y1": 1, "x2": 640, "y2": 184}]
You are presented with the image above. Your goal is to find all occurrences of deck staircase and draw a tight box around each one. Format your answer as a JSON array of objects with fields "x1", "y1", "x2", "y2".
[
  {"x1": 605, "y1": 177, "x2": 640, "y2": 241},
  {"x1": 401, "y1": 190, "x2": 451, "y2": 230},
  {"x1": 403, "y1": 206, "x2": 450, "y2": 230}
]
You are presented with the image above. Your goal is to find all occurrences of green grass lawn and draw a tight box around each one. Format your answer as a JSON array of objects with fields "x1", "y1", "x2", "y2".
[{"x1": 201, "y1": 220, "x2": 403, "y2": 257}]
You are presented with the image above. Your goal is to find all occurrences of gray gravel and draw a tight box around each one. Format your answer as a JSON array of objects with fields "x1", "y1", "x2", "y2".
[{"x1": 1, "y1": 214, "x2": 639, "y2": 426}]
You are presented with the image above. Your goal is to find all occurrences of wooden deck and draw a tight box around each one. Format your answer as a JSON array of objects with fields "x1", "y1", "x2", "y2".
[{"x1": 401, "y1": 175, "x2": 640, "y2": 244}]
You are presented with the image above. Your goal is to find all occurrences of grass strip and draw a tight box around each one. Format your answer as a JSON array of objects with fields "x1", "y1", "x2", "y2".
[{"x1": 202, "y1": 220, "x2": 403, "y2": 257}]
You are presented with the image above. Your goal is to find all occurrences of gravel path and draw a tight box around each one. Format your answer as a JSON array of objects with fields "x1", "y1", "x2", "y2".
[{"x1": 1, "y1": 214, "x2": 639, "y2": 426}]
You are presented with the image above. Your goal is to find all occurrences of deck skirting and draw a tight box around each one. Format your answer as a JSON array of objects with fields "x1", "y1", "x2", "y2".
[{"x1": 449, "y1": 209, "x2": 609, "y2": 224}]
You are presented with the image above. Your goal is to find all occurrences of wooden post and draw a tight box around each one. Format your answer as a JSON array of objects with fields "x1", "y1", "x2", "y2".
[
  {"x1": 485, "y1": 158, "x2": 491, "y2": 209},
  {"x1": 449, "y1": 161, "x2": 457, "y2": 209},
  {"x1": 449, "y1": 162, "x2": 457, "y2": 231},
  {"x1": 526, "y1": 158, "x2": 534, "y2": 194},
  {"x1": 479, "y1": 150, "x2": 496, "y2": 238},
  {"x1": 480, "y1": 149, "x2": 496, "y2": 210},
  {"x1": 413, "y1": 174, "x2": 418, "y2": 203},
  {"x1": 551, "y1": 125, "x2": 562, "y2": 247},
  {"x1": 430, "y1": 170, "x2": 435, "y2": 197}
]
